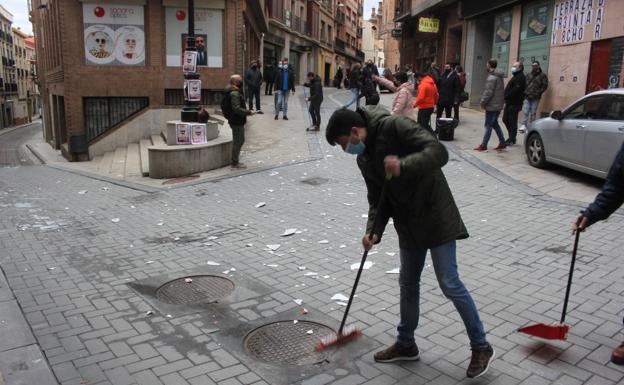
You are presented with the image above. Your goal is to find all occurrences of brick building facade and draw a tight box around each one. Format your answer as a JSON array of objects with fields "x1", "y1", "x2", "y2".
[{"x1": 32, "y1": 0, "x2": 266, "y2": 160}]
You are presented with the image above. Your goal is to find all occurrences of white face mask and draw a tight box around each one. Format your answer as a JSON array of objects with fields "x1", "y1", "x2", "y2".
[{"x1": 511, "y1": 66, "x2": 517, "y2": 73}]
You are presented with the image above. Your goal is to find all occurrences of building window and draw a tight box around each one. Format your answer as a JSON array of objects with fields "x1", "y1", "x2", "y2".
[
  {"x1": 165, "y1": 8, "x2": 223, "y2": 68},
  {"x1": 84, "y1": 97, "x2": 149, "y2": 142}
]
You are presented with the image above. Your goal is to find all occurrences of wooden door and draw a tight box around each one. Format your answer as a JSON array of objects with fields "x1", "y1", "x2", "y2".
[{"x1": 587, "y1": 39, "x2": 612, "y2": 93}]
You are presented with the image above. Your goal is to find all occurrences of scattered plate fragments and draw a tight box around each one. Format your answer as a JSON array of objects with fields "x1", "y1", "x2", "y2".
[{"x1": 350, "y1": 261, "x2": 374, "y2": 270}]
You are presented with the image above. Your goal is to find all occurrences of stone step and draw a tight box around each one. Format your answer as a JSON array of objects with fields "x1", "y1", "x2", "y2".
[
  {"x1": 139, "y1": 138, "x2": 151, "y2": 176},
  {"x1": 97, "y1": 151, "x2": 115, "y2": 174},
  {"x1": 125, "y1": 143, "x2": 142, "y2": 178},
  {"x1": 109, "y1": 147, "x2": 127, "y2": 178},
  {"x1": 151, "y1": 134, "x2": 165, "y2": 146}
]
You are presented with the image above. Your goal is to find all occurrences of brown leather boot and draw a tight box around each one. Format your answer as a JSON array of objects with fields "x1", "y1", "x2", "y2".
[{"x1": 611, "y1": 341, "x2": 624, "y2": 365}]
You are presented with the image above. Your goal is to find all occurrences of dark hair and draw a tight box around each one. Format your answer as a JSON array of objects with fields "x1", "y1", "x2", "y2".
[
  {"x1": 532, "y1": 60, "x2": 540, "y2": 66},
  {"x1": 394, "y1": 71, "x2": 408, "y2": 84},
  {"x1": 198, "y1": 108, "x2": 210, "y2": 123},
  {"x1": 455, "y1": 65, "x2": 463, "y2": 72},
  {"x1": 487, "y1": 59, "x2": 498, "y2": 68},
  {"x1": 307, "y1": 72, "x2": 315, "y2": 77},
  {"x1": 325, "y1": 108, "x2": 365, "y2": 146},
  {"x1": 413, "y1": 71, "x2": 424, "y2": 79}
]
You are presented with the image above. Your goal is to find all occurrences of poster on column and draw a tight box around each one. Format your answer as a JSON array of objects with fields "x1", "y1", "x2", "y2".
[
  {"x1": 551, "y1": 0, "x2": 607, "y2": 46},
  {"x1": 176, "y1": 123, "x2": 191, "y2": 144},
  {"x1": 165, "y1": 8, "x2": 224, "y2": 67},
  {"x1": 184, "y1": 80, "x2": 202, "y2": 102},
  {"x1": 83, "y1": 4, "x2": 145, "y2": 65},
  {"x1": 191, "y1": 124, "x2": 207, "y2": 144}
]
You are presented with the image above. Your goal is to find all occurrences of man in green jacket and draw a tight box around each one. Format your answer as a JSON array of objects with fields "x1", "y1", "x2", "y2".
[
  {"x1": 325, "y1": 106, "x2": 494, "y2": 378},
  {"x1": 223, "y1": 74, "x2": 254, "y2": 168}
]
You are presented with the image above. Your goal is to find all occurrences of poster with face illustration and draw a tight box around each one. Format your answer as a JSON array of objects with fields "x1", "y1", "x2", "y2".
[
  {"x1": 176, "y1": 123, "x2": 191, "y2": 144},
  {"x1": 182, "y1": 51, "x2": 197, "y2": 73},
  {"x1": 165, "y1": 8, "x2": 223, "y2": 68},
  {"x1": 83, "y1": 4, "x2": 145, "y2": 66},
  {"x1": 184, "y1": 80, "x2": 202, "y2": 102},
  {"x1": 191, "y1": 124, "x2": 207, "y2": 144}
]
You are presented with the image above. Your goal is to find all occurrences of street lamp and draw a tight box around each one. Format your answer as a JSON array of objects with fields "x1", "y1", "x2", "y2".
[{"x1": 181, "y1": 0, "x2": 200, "y2": 122}]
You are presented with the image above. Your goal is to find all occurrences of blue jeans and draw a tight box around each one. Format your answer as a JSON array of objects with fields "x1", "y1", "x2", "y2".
[
  {"x1": 344, "y1": 88, "x2": 360, "y2": 110},
  {"x1": 521, "y1": 98, "x2": 540, "y2": 127},
  {"x1": 275, "y1": 90, "x2": 290, "y2": 116},
  {"x1": 481, "y1": 110, "x2": 505, "y2": 147},
  {"x1": 397, "y1": 241, "x2": 488, "y2": 350}
]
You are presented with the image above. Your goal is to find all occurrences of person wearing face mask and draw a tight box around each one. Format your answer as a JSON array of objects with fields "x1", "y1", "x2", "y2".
[
  {"x1": 325, "y1": 106, "x2": 494, "y2": 379},
  {"x1": 221, "y1": 74, "x2": 254, "y2": 169},
  {"x1": 273, "y1": 58, "x2": 296, "y2": 120},
  {"x1": 244, "y1": 60, "x2": 263, "y2": 113},
  {"x1": 502, "y1": 62, "x2": 526, "y2": 145}
]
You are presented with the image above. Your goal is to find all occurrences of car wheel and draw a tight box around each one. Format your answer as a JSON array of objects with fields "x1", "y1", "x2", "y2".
[{"x1": 526, "y1": 133, "x2": 547, "y2": 168}]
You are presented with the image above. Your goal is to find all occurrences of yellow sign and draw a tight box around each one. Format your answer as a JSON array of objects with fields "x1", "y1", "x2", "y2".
[{"x1": 419, "y1": 17, "x2": 440, "y2": 33}]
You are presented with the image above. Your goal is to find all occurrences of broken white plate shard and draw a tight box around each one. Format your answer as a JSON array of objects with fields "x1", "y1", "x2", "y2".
[
  {"x1": 222, "y1": 269, "x2": 231, "y2": 274},
  {"x1": 368, "y1": 251, "x2": 378, "y2": 255},
  {"x1": 351, "y1": 261, "x2": 374, "y2": 270},
  {"x1": 339, "y1": 244, "x2": 346, "y2": 248},
  {"x1": 304, "y1": 272, "x2": 318, "y2": 276},
  {"x1": 266, "y1": 264, "x2": 279, "y2": 268},
  {"x1": 385, "y1": 252, "x2": 396, "y2": 257},
  {"x1": 166, "y1": 314, "x2": 172, "y2": 318},
  {"x1": 267, "y1": 189, "x2": 275, "y2": 193},
  {"x1": 101, "y1": 187, "x2": 110, "y2": 191},
  {"x1": 185, "y1": 278, "x2": 193, "y2": 283},
  {"x1": 385, "y1": 268, "x2": 400, "y2": 274},
  {"x1": 337, "y1": 301, "x2": 348, "y2": 306},
  {"x1": 269, "y1": 171, "x2": 279, "y2": 176},
  {"x1": 300, "y1": 308, "x2": 308, "y2": 315},
  {"x1": 111, "y1": 218, "x2": 120, "y2": 223},
  {"x1": 207, "y1": 236, "x2": 219, "y2": 240},
  {"x1": 343, "y1": 203, "x2": 355, "y2": 206},
  {"x1": 47, "y1": 267, "x2": 56, "y2": 270},
  {"x1": 230, "y1": 268, "x2": 236, "y2": 272},
  {"x1": 78, "y1": 190, "x2": 88, "y2": 195},
  {"x1": 173, "y1": 237, "x2": 180, "y2": 241},
  {"x1": 293, "y1": 320, "x2": 299, "y2": 324},
  {"x1": 306, "y1": 330, "x2": 314, "y2": 335},
  {"x1": 206, "y1": 261, "x2": 220, "y2": 266},
  {"x1": 331, "y1": 294, "x2": 349, "y2": 302},
  {"x1": 157, "y1": 222, "x2": 164, "y2": 226},
  {"x1": 281, "y1": 228, "x2": 297, "y2": 237},
  {"x1": 323, "y1": 275, "x2": 330, "y2": 279},
  {"x1": 246, "y1": 243, "x2": 253, "y2": 247},
  {"x1": 297, "y1": 266, "x2": 306, "y2": 271},
  {"x1": 146, "y1": 260, "x2": 154, "y2": 264},
  {"x1": 203, "y1": 242, "x2": 214, "y2": 246},
  {"x1": 294, "y1": 299, "x2": 303, "y2": 305},
  {"x1": 255, "y1": 202, "x2": 266, "y2": 208},
  {"x1": 318, "y1": 240, "x2": 329, "y2": 244},
  {"x1": 266, "y1": 244, "x2": 281, "y2": 251},
  {"x1": 361, "y1": 214, "x2": 368, "y2": 218},
  {"x1": 305, "y1": 201, "x2": 312, "y2": 204},
  {"x1": 146, "y1": 310, "x2": 154, "y2": 316}
]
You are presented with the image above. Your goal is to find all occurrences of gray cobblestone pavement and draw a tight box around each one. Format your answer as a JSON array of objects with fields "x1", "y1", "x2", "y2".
[{"x1": 1, "y1": 92, "x2": 624, "y2": 384}]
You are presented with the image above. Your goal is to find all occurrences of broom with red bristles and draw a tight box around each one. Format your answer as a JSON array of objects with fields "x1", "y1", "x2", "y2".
[{"x1": 316, "y1": 173, "x2": 391, "y2": 351}]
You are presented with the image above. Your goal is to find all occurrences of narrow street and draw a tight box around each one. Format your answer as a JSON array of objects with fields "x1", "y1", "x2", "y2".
[{"x1": 0, "y1": 121, "x2": 43, "y2": 167}]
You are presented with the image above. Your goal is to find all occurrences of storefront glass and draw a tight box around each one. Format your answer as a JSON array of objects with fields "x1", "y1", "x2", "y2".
[
  {"x1": 492, "y1": 10, "x2": 512, "y2": 77},
  {"x1": 519, "y1": 1, "x2": 553, "y2": 72}
]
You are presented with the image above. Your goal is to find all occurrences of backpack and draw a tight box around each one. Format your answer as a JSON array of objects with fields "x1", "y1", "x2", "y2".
[{"x1": 220, "y1": 91, "x2": 233, "y2": 121}]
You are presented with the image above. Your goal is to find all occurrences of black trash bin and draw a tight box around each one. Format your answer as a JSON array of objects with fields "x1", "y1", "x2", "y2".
[{"x1": 436, "y1": 118, "x2": 458, "y2": 141}]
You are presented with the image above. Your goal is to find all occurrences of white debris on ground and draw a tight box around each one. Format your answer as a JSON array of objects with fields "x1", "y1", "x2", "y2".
[{"x1": 350, "y1": 261, "x2": 374, "y2": 270}]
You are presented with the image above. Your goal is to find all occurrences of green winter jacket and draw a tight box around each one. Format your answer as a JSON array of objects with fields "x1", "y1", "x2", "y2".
[{"x1": 357, "y1": 105, "x2": 468, "y2": 250}]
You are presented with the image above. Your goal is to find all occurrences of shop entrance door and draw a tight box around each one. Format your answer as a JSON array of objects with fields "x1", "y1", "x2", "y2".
[{"x1": 324, "y1": 62, "x2": 331, "y2": 86}]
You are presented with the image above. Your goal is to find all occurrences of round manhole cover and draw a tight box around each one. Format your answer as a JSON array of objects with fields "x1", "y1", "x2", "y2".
[
  {"x1": 244, "y1": 321, "x2": 333, "y2": 365},
  {"x1": 156, "y1": 275, "x2": 234, "y2": 305}
]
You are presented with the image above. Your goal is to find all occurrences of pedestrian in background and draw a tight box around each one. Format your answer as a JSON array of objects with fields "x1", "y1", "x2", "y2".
[
  {"x1": 244, "y1": 60, "x2": 263, "y2": 113},
  {"x1": 303, "y1": 71, "x2": 323, "y2": 131},
  {"x1": 374, "y1": 71, "x2": 416, "y2": 119},
  {"x1": 519, "y1": 60, "x2": 549, "y2": 133},
  {"x1": 325, "y1": 106, "x2": 495, "y2": 379},
  {"x1": 502, "y1": 61, "x2": 526, "y2": 145},
  {"x1": 573, "y1": 142, "x2": 624, "y2": 366},
  {"x1": 436, "y1": 63, "x2": 460, "y2": 123},
  {"x1": 264, "y1": 61, "x2": 275, "y2": 96},
  {"x1": 474, "y1": 59, "x2": 506, "y2": 152},
  {"x1": 413, "y1": 71, "x2": 438, "y2": 133},
  {"x1": 221, "y1": 74, "x2": 254, "y2": 169},
  {"x1": 335, "y1": 65, "x2": 343, "y2": 89},
  {"x1": 454, "y1": 65, "x2": 467, "y2": 121},
  {"x1": 273, "y1": 57, "x2": 295, "y2": 120},
  {"x1": 406, "y1": 64, "x2": 416, "y2": 84},
  {"x1": 429, "y1": 62, "x2": 441, "y2": 88},
  {"x1": 344, "y1": 63, "x2": 362, "y2": 110}
]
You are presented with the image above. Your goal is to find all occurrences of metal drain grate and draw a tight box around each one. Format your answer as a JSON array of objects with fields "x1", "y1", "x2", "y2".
[
  {"x1": 244, "y1": 321, "x2": 333, "y2": 365},
  {"x1": 300, "y1": 177, "x2": 329, "y2": 186},
  {"x1": 156, "y1": 275, "x2": 234, "y2": 305}
]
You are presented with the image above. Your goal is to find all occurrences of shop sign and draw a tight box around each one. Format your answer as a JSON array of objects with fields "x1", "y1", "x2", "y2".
[
  {"x1": 551, "y1": 0, "x2": 606, "y2": 45},
  {"x1": 82, "y1": 4, "x2": 145, "y2": 66},
  {"x1": 418, "y1": 17, "x2": 439, "y2": 33}
]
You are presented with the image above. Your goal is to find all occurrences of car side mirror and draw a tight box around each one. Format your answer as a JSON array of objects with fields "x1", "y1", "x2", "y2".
[{"x1": 551, "y1": 110, "x2": 563, "y2": 120}]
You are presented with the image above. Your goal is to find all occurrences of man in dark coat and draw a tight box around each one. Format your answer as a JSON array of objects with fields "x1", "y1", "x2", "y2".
[
  {"x1": 344, "y1": 63, "x2": 362, "y2": 110},
  {"x1": 273, "y1": 57, "x2": 296, "y2": 120},
  {"x1": 303, "y1": 71, "x2": 323, "y2": 131},
  {"x1": 502, "y1": 61, "x2": 526, "y2": 145},
  {"x1": 519, "y1": 60, "x2": 549, "y2": 132},
  {"x1": 244, "y1": 60, "x2": 263, "y2": 113},
  {"x1": 325, "y1": 106, "x2": 494, "y2": 379},
  {"x1": 574, "y1": 142, "x2": 624, "y2": 366},
  {"x1": 335, "y1": 65, "x2": 343, "y2": 89},
  {"x1": 264, "y1": 61, "x2": 275, "y2": 95},
  {"x1": 436, "y1": 63, "x2": 460, "y2": 122}
]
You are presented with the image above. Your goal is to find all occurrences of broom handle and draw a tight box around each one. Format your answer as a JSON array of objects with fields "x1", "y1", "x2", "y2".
[
  {"x1": 339, "y1": 174, "x2": 391, "y2": 335},
  {"x1": 561, "y1": 231, "x2": 580, "y2": 324}
]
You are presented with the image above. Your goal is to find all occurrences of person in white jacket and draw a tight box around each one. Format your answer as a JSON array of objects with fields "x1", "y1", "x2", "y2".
[{"x1": 373, "y1": 71, "x2": 416, "y2": 120}]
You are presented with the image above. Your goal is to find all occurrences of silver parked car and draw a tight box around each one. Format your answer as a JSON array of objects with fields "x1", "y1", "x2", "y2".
[{"x1": 525, "y1": 89, "x2": 624, "y2": 179}]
